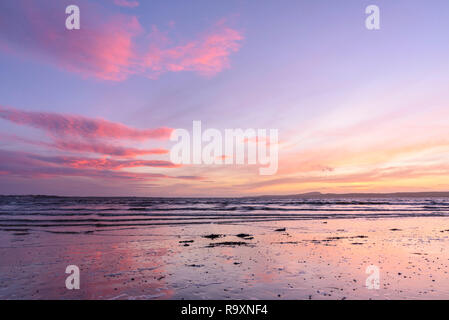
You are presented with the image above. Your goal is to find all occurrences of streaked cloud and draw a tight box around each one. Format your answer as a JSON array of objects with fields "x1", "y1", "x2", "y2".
[
  {"x1": 0, "y1": 105, "x2": 172, "y2": 140},
  {"x1": 30, "y1": 154, "x2": 180, "y2": 170},
  {"x1": 0, "y1": 106, "x2": 185, "y2": 184},
  {"x1": 0, "y1": 133, "x2": 169, "y2": 158},
  {"x1": 0, "y1": 150, "x2": 198, "y2": 181}
]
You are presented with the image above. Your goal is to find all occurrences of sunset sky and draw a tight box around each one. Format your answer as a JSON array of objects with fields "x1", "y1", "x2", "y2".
[{"x1": 1, "y1": 0, "x2": 449, "y2": 196}]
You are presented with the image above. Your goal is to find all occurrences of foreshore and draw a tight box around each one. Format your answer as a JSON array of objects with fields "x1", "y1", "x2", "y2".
[{"x1": 1, "y1": 216, "x2": 448, "y2": 299}]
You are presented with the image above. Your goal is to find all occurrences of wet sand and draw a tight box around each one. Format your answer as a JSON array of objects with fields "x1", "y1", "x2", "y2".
[{"x1": 1, "y1": 216, "x2": 449, "y2": 299}]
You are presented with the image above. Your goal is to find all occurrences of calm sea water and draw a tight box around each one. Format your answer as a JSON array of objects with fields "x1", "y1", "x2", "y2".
[
  {"x1": 2, "y1": 196, "x2": 449, "y2": 299},
  {"x1": 1, "y1": 196, "x2": 449, "y2": 234}
]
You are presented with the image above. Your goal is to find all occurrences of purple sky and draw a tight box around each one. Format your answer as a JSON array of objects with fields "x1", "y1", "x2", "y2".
[{"x1": 2, "y1": 0, "x2": 449, "y2": 196}]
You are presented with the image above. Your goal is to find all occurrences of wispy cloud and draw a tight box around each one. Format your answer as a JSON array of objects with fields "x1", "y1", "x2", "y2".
[
  {"x1": 144, "y1": 20, "x2": 244, "y2": 78},
  {"x1": 0, "y1": 150, "x2": 199, "y2": 181},
  {"x1": 0, "y1": 106, "x2": 172, "y2": 140},
  {"x1": 0, "y1": 0, "x2": 243, "y2": 81},
  {"x1": 0, "y1": 0, "x2": 142, "y2": 81},
  {"x1": 51, "y1": 140, "x2": 169, "y2": 157},
  {"x1": 0, "y1": 133, "x2": 169, "y2": 158},
  {"x1": 30, "y1": 154, "x2": 180, "y2": 170},
  {"x1": 0, "y1": 106, "x2": 185, "y2": 184},
  {"x1": 113, "y1": 0, "x2": 139, "y2": 8}
]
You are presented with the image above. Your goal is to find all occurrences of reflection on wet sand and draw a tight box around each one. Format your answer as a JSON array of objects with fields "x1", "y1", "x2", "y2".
[{"x1": 2, "y1": 216, "x2": 449, "y2": 299}]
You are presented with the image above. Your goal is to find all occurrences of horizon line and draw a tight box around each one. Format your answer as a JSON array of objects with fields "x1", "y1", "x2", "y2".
[{"x1": 3, "y1": 191, "x2": 449, "y2": 198}]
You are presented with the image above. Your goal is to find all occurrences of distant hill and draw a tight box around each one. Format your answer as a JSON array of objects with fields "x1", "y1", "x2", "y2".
[
  {"x1": 2, "y1": 191, "x2": 449, "y2": 199},
  {"x1": 254, "y1": 192, "x2": 449, "y2": 199}
]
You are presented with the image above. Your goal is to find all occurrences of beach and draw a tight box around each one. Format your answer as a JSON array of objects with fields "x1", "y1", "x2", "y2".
[{"x1": 1, "y1": 196, "x2": 449, "y2": 299}]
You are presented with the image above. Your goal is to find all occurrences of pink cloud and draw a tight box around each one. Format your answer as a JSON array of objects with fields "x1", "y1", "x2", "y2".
[
  {"x1": 144, "y1": 21, "x2": 244, "y2": 77},
  {"x1": 0, "y1": 150, "x2": 199, "y2": 181},
  {"x1": 0, "y1": 133, "x2": 169, "y2": 158},
  {"x1": 0, "y1": 1, "x2": 243, "y2": 81},
  {"x1": 0, "y1": 106, "x2": 194, "y2": 184},
  {"x1": 113, "y1": 0, "x2": 139, "y2": 8},
  {"x1": 0, "y1": 105, "x2": 172, "y2": 141},
  {"x1": 51, "y1": 140, "x2": 168, "y2": 157},
  {"x1": 0, "y1": 1, "x2": 142, "y2": 81},
  {"x1": 30, "y1": 154, "x2": 180, "y2": 170}
]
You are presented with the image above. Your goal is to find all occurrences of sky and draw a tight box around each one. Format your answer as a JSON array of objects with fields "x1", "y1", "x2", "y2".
[{"x1": 1, "y1": 0, "x2": 449, "y2": 196}]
